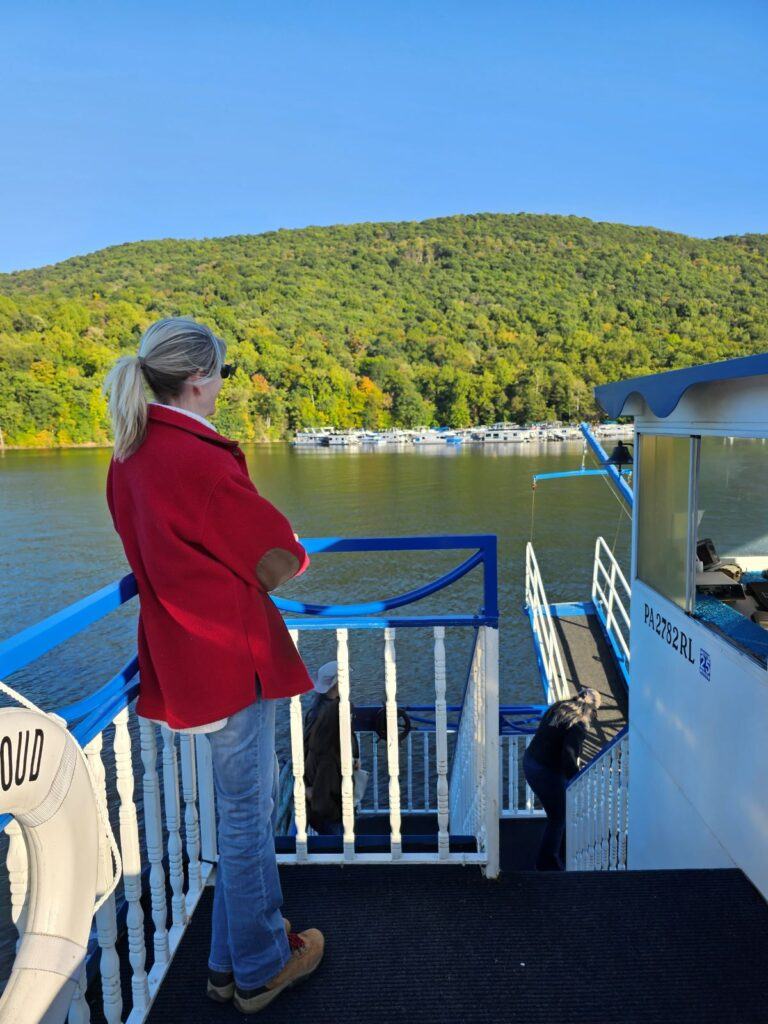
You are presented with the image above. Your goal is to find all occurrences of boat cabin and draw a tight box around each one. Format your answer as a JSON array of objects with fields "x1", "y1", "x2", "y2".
[{"x1": 596, "y1": 353, "x2": 768, "y2": 897}]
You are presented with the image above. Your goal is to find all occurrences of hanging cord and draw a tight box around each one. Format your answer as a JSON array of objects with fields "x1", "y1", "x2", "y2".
[
  {"x1": 0, "y1": 679, "x2": 122, "y2": 914},
  {"x1": 611, "y1": 500, "x2": 624, "y2": 553},
  {"x1": 584, "y1": 447, "x2": 632, "y2": 524}
]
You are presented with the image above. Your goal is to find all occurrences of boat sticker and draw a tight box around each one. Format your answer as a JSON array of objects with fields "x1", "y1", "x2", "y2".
[
  {"x1": 699, "y1": 648, "x2": 711, "y2": 681},
  {"x1": 643, "y1": 602, "x2": 695, "y2": 664}
]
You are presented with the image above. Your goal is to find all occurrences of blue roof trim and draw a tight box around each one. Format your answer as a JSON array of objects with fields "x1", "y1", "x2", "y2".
[{"x1": 594, "y1": 352, "x2": 768, "y2": 419}]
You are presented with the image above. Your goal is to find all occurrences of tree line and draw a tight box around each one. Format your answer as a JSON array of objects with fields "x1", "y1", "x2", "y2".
[{"x1": 0, "y1": 213, "x2": 766, "y2": 446}]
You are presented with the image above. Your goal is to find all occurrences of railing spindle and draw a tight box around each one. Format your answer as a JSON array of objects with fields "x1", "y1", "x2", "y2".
[
  {"x1": 407, "y1": 731, "x2": 413, "y2": 810},
  {"x1": 384, "y1": 627, "x2": 402, "y2": 858},
  {"x1": 180, "y1": 734, "x2": 203, "y2": 895},
  {"x1": 336, "y1": 628, "x2": 355, "y2": 860},
  {"x1": 161, "y1": 725, "x2": 188, "y2": 930},
  {"x1": 86, "y1": 731, "x2": 122, "y2": 1024},
  {"x1": 114, "y1": 706, "x2": 150, "y2": 1013},
  {"x1": 423, "y1": 731, "x2": 429, "y2": 809},
  {"x1": 433, "y1": 625, "x2": 449, "y2": 857},
  {"x1": 372, "y1": 737, "x2": 379, "y2": 811},
  {"x1": 139, "y1": 718, "x2": 170, "y2": 964},
  {"x1": 619, "y1": 735, "x2": 629, "y2": 869},
  {"x1": 287, "y1": 629, "x2": 308, "y2": 859},
  {"x1": 513, "y1": 735, "x2": 521, "y2": 814},
  {"x1": 524, "y1": 735, "x2": 534, "y2": 812}
]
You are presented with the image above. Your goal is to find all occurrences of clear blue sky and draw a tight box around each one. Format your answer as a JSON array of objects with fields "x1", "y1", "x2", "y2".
[{"x1": 1, "y1": 0, "x2": 766, "y2": 272}]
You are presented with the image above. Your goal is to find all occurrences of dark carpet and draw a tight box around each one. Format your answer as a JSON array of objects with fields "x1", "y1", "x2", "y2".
[{"x1": 141, "y1": 825, "x2": 768, "y2": 1024}]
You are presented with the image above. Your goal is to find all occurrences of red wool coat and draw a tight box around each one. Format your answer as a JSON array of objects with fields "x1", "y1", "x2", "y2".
[{"x1": 106, "y1": 405, "x2": 313, "y2": 728}]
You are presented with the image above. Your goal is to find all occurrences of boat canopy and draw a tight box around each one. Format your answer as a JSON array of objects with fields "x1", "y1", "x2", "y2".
[{"x1": 595, "y1": 352, "x2": 768, "y2": 419}]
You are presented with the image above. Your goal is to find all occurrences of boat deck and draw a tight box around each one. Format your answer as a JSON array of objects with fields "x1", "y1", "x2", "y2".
[
  {"x1": 553, "y1": 610, "x2": 628, "y2": 761},
  {"x1": 90, "y1": 818, "x2": 768, "y2": 1024}
]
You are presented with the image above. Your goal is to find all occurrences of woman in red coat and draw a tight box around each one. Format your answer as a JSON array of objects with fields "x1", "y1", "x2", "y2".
[{"x1": 105, "y1": 317, "x2": 324, "y2": 1014}]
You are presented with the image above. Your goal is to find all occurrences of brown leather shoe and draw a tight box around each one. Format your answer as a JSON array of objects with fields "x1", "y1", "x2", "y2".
[
  {"x1": 206, "y1": 918, "x2": 293, "y2": 1003},
  {"x1": 233, "y1": 929, "x2": 325, "y2": 1014}
]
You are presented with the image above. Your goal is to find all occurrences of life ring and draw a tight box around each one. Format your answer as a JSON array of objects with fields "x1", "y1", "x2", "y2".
[{"x1": 0, "y1": 708, "x2": 101, "y2": 1024}]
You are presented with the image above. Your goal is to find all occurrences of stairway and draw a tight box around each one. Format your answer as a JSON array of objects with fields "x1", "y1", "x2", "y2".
[{"x1": 130, "y1": 819, "x2": 768, "y2": 1024}]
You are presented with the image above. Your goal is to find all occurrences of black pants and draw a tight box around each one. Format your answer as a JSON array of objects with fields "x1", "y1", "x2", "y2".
[{"x1": 523, "y1": 750, "x2": 567, "y2": 871}]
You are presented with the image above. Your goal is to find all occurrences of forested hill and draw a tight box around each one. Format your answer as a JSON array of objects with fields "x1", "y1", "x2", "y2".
[{"x1": 1, "y1": 213, "x2": 767, "y2": 447}]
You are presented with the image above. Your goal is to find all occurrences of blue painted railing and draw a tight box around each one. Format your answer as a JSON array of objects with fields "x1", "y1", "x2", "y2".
[
  {"x1": 0, "y1": 534, "x2": 498, "y2": 834},
  {"x1": 0, "y1": 534, "x2": 497, "y2": 729},
  {"x1": 579, "y1": 423, "x2": 634, "y2": 508}
]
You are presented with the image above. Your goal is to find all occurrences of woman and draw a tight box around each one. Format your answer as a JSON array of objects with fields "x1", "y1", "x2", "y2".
[
  {"x1": 523, "y1": 688, "x2": 601, "y2": 871},
  {"x1": 303, "y1": 661, "x2": 360, "y2": 836},
  {"x1": 104, "y1": 318, "x2": 324, "y2": 1015}
]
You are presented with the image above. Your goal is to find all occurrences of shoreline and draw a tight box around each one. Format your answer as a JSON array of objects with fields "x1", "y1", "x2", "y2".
[{"x1": 1, "y1": 439, "x2": 288, "y2": 452}]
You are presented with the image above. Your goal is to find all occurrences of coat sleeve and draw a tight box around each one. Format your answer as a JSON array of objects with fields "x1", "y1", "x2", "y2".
[
  {"x1": 561, "y1": 723, "x2": 586, "y2": 780},
  {"x1": 199, "y1": 468, "x2": 309, "y2": 587}
]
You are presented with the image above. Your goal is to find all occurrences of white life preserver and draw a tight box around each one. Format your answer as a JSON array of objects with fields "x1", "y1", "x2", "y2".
[{"x1": 0, "y1": 708, "x2": 101, "y2": 1024}]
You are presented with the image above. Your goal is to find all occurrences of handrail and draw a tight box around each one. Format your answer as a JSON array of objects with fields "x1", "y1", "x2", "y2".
[
  {"x1": 524, "y1": 542, "x2": 569, "y2": 703},
  {"x1": 566, "y1": 725, "x2": 629, "y2": 871},
  {"x1": 273, "y1": 549, "x2": 484, "y2": 617},
  {"x1": 566, "y1": 724, "x2": 628, "y2": 789},
  {"x1": 0, "y1": 574, "x2": 138, "y2": 678},
  {"x1": 591, "y1": 536, "x2": 631, "y2": 684},
  {"x1": 295, "y1": 535, "x2": 498, "y2": 620},
  {"x1": 0, "y1": 535, "x2": 498, "y2": 680}
]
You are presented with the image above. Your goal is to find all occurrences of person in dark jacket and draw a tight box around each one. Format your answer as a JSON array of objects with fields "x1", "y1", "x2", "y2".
[
  {"x1": 304, "y1": 661, "x2": 360, "y2": 835},
  {"x1": 523, "y1": 688, "x2": 601, "y2": 870}
]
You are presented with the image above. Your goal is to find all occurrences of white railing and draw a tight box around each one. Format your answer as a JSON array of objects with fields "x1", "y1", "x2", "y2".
[
  {"x1": 4, "y1": 705, "x2": 216, "y2": 1024},
  {"x1": 340, "y1": 726, "x2": 543, "y2": 820},
  {"x1": 447, "y1": 626, "x2": 500, "y2": 877},
  {"x1": 591, "y1": 536, "x2": 631, "y2": 680},
  {"x1": 285, "y1": 624, "x2": 498, "y2": 871},
  {"x1": 566, "y1": 727, "x2": 629, "y2": 870},
  {"x1": 524, "y1": 542, "x2": 569, "y2": 703},
  {"x1": 353, "y1": 729, "x2": 443, "y2": 815},
  {"x1": 499, "y1": 735, "x2": 545, "y2": 818}
]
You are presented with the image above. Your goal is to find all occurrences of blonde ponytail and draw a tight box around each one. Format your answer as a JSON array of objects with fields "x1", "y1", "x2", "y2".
[
  {"x1": 104, "y1": 317, "x2": 226, "y2": 461},
  {"x1": 104, "y1": 356, "x2": 149, "y2": 461}
]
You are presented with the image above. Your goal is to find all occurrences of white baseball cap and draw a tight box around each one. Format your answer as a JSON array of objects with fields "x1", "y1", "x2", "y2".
[{"x1": 313, "y1": 661, "x2": 339, "y2": 694}]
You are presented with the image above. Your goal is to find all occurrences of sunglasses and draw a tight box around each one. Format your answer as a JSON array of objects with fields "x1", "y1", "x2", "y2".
[{"x1": 220, "y1": 363, "x2": 238, "y2": 379}]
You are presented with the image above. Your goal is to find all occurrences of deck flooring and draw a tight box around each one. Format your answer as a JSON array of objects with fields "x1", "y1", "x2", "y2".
[{"x1": 133, "y1": 819, "x2": 768, "y2": 1024}]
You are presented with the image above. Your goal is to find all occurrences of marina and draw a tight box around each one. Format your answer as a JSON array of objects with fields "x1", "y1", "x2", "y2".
[{"x1": 291, "y1": 421, "x2": 633, "y2": 448}]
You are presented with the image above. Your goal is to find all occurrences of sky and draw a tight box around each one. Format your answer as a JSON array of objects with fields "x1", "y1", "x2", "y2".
[{"x1": 0, "y1": 0, "x2": 766, "y2": 272}]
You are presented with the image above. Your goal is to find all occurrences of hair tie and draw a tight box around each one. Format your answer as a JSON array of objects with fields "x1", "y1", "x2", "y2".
[{"x1": 137, "y1": 355, "x2": 146, "y2": 370}]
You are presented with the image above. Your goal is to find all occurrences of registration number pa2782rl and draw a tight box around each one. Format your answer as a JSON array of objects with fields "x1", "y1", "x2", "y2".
[{"x1": 643, "y1": 602, "x2": 695, "y2": 664}]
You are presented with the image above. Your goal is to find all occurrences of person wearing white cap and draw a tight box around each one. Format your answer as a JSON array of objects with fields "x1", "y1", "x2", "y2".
[{"x1": 303, "y1": 661, "x2": 360, "y2": 835}]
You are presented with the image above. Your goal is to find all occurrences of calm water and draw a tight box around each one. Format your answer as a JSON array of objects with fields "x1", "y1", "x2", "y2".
[{"x1": 0, "y1": 441, "x2": 633, "y2": 713}]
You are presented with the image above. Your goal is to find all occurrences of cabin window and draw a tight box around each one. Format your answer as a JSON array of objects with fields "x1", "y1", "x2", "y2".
[
  {"x1": 636, "y1": 433, "x2": 693, "y2": 610},
  {"x1": 692, "y1": 436, "x2": 768, "y2": 665}
]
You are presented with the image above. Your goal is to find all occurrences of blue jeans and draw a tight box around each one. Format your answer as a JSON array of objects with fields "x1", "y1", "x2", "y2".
[
  {"x1": 207, "y1": 697, "x2": 290, "y2": 988},
  {"x1": 523, "y1": 749, "x2": 567, "y2": 871}
]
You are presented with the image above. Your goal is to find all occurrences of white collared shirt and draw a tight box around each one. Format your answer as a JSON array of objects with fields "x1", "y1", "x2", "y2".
[{"x1": 152, "y1": 403, "x2": 217, "y2": 432}]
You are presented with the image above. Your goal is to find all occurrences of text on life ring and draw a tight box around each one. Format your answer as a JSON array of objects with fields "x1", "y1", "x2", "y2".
[{"x1": 0, "y1": 730, "x2": 44, "y2": 791}]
